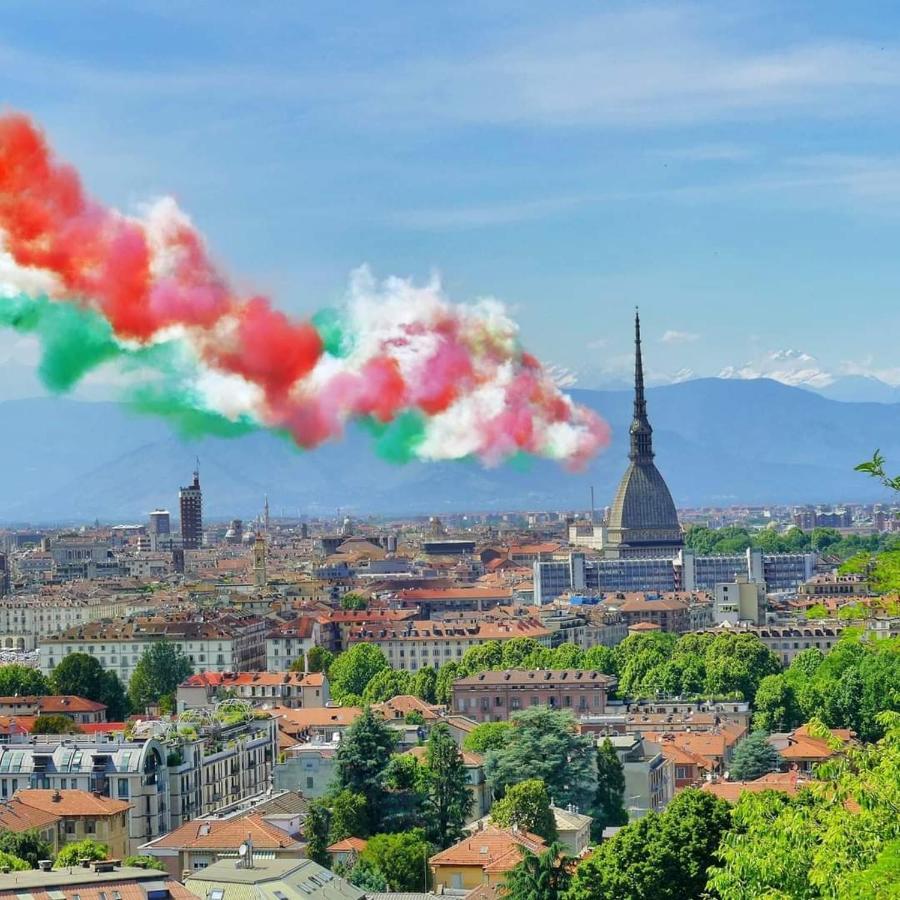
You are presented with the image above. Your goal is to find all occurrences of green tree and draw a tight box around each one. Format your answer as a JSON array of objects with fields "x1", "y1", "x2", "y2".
[
  {"x1": 340, "y1": 592, "x2": 368, "y2": 610},
  {"x1": 592, "y1": 738, "x2": 627, "y2": 839},
  {"x1": 360, "y1": 830, "x2": 431, "y2": 892},
  {"x1": 346, "y1": 857, "x2": 388, "y2": 891},
  {"x1": 0, "y1": 664, "x2": 49, "y2": 696},
  {"x1": 304, "y1": 799, "x2": 331, "y2": 867},
  {"x1": 328, "y1": 789, "x2": 369, "y2": 842},
  {"x1": 501, "y1": 638, "x2": 546, "y2": 668},
  {"x1": 123, "y1": 855, "x2": 166, "y2": 871},
  {"x1": 435, "y1": 661, "x2": 459, "y2": 705},
  {"x1": 0, "y1": 851, "x2": 29, "y2": 872},
  {"x1": 490, "y1": 778, "x2": 558, "y2": 842},
  {"x1": 0, "y1": 829, "x2": 53, "y2": 867},
  {"x1": 709, "y1": 716, "x2": 900, "y2": 897},
  {"x1": 752, "y1": 674, "x2": 802, "y2": 732},
  {"x1": 581, "y1": 645, "x2": 618, "y2": 675},
  {"x1": 728, "y1": 731, "x2": 781, "y2": 781},
  {"x1": 550, "y1": 643, "x2": 584, "y2": 669},
  {"x1": 420, "y1": 723, "x2": 471, "y2": 848},
  {"x1": 458, "y1": 641, "x2": 503, "y2": 677},
  {"x1": 504, "y1": 843, "x2": 570, "y2": 900},
  {"x1": 567, "y1": 789, "x2": 732, "y2": 900},
  {"x1": 52, "y1": 657, "x2": 131, "y2": 720},
  {"x1": 329, "y1": 645, "x2": 389, "y2": 702},
  {"x1": 485, "y1": 707, "x2": 596, "y2": 811},
  {"x1": 412, "y1": 666, "x2": 438, "y2": 704},
  {"x1": 702, "y1": 631, "x2": 782, "y2": 702},
  {"x1": 53, "y1": 839, "x2": 108, "y2": 868},
  {"x1": 128, "y1": 643, "x2": 192, "y2": 712},
  {"x1": 463, "y1": 721, "x2": 513, "y2": 754},
  {"x1": 290, "y1": 645, "x2": 334, "y2": 674},
  {"x1": 614, "y1": 632, "x2": 679, "y2": 697},
  {"x1": 30, "y1": 714, "x2": 79, "y2": 735},
  {"x1": 362, "y1": 668, "x2": 412, "y2": 703},
  {"x1": 334, "y1": 707, "x2": 397, "y2": 833},
  {"x1": 381, "y1": 753, "x2": 424, "y2": 832}
]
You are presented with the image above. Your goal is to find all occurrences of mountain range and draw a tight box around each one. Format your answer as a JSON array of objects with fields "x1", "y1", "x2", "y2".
[{"x1": 0, "y1": 377, "x2": 898, "y2": 522}]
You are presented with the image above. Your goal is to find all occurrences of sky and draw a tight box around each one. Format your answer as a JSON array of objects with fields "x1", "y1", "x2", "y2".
[{"x1": 2, "y1": 0, "x2": 900, "y2": 398}]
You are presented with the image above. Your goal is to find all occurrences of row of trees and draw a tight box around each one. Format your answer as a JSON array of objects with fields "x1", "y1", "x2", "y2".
[
  {"x1": 0, "y1": 642, "x2": 194, "y2": 723},
  {"x1": 316, "y1": 627, "x2": 783, "y2": 710},
  {"x1": 684, "y1": 524, "x2": 899, "y2": 559},
  {"x1": 502, "y1": 714, "x2": 900, "y2": 897},
  {"x1": 753, "y1": 632, "x2": 900, "y2": 741},
  {"x1": 0, "y1": 832, "x2": 164, "y2": 872}
]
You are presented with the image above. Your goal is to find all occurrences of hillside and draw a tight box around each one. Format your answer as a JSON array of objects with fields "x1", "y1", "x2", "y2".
[{"x1": 0, "y1": 378, "x2": 898, "y2": 521}]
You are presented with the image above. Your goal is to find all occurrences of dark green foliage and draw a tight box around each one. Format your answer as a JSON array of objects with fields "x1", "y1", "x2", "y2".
[
  {"x1": 30, "y1": 714, "x2": 79, "y2": 734},
  {"x1": 53, "y1": 839, "x2": 107, "y2": 868},
  {"x1": 490, "y1": 778, "x2": 558, "y2": 842},
  {"x1": 728, "y1": 732, "x2": 782, "y2": 781},
  {"x1": 485, "y1": 707, "x2": 596, "y2": 811},
  {"x1": 340, "y1": 592, "x2": 368, "y2": 610},
  {"x1": 304, "y1": 800, "x2": 331, "y2": 867},
  {"x1": 328, "y1": 790, "x2": 369, "y2": 842},
  {"x1": 50, "y1": 653, "x2": 129, "y2": 719},
  {"x1": 334, "y1": 707, "x2": 397, "y2": 833},
  {"x1": 412, "y1": 666, "x2": 438, "y2": 703},
  {"x1": 291, "y1": 645, "x2": 334, "y2": 674},
  {"x1": 566, "y1": 789, "x2": 732, "y2": 900},
  {"x1": 420, "y1": 723, "x2": 471, "y2": 848},
  {"x1": 435, "y1": 661, "x2": 459, "y2": 705},
  {"x1": 346, "y1": 858, "x2": 388, "y2": 891},
  {"x1": 0, "y1": 829, "x2": 53, "y2": 867},
  {"x1": 504, "y1": 842, "x2": 571, "y2": 900},
  {"x1": 128, "y1": 643, "x2": 192, "y2": 712},
  {"x1": 362, "y1": 668, "x2": 412, "y2": 703},
  {"x1": 592, "y1": 738, "x2": 627, "y2": 839},
  {"x1": 752, "y1": 674, "x2": 802, "y2": 732}
]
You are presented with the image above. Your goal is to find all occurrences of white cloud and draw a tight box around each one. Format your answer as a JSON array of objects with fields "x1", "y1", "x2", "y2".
[{"x1": 661, "y1": 329, "x2": 700, "y2": 344}]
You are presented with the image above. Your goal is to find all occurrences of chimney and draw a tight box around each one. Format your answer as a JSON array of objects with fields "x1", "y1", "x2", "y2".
[{"x1": 52, "y1": 788, "x2": 62, "y2": 802}]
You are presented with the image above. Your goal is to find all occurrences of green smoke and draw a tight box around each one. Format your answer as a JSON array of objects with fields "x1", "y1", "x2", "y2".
[
  {"x1": 312, "y1": 307, "x2": 353, "y2": 357},
  {"x1": 128, "y1": 385, "x2": 261, "y2": 439},
  {"x1": 361, "y1": 410, "x2": 426, "y2": 463},
  {"x1": 0, "y1": 293, "x2": 122, "y2": 391}
]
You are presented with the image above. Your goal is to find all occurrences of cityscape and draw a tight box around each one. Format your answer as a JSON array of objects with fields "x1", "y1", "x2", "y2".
[{"x1": 1, "y1": 5, "x2": 900, "y2": 900}]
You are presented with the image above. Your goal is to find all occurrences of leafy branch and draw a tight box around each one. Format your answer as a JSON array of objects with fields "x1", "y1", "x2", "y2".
[{"x1": 855, "y1": 450, "x2": 900, "y2": 494}]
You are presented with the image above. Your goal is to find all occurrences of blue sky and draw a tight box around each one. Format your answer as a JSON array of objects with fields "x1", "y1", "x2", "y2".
[{"x1": 2, "y1": 1, "x2": 900, "y2": 395}]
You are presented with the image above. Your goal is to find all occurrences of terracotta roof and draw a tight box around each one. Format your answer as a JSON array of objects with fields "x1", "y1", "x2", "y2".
[
  {"x1": 149, "y1": 813, "x2": 302, "y2": 850},
  {"x1": 397, "y1": 588, "x2": 513, "y2": 601},
  {"x1": 180, "y1": 671, "x2": 326, "y2": 688},
  {"x1": 13, "y1": 789, "x2": 130, "y2": 817},
  {"x1": 701, "y1": 770, "x2": 809, "y2": 803},
  {"x1": 0, "y1": 877, "x2": 196, "y2": 900},
  {"x1": 0, "y1": 695, "x2": 107, "y2": 714},
  {"x1": 271, "y1": 706, "x2": 362, "y2": 730},
  {"x1": 429, "y1": 826, "x2": 545, "y2": 873},
  {"x1": 327, "y1": 837, "x2": 368, "y2": 853},
  {"x1": 0, "y1": 796, "x2": 61, "y2": 831},
  {"x1": 373, "y1": 695, "x2": 442, "y2": 721}
]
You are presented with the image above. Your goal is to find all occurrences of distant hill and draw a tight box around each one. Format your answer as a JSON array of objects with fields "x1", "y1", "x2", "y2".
[{"x1": 0, "y1": 377, "x2": 898, "y2": 522}]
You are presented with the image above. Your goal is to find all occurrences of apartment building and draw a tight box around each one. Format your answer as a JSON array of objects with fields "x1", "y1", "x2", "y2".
[
  {"x1": 749, "y1": 623, "x2": 845, "y2": 665},
  {"x1": 39, "y1": 613, "x2": 267, "y2": 682},
  {"x1": 166, "y1": 715, "x2": 277, "y2": 829},
  {"x1": 264, "y1": 617, "x2": 321, "y2": 671},
  {"x1": 0, "y1": 695, "x2": 107, "y2": 724},
  {"x1": 346, "y1": 618, "x2": 551, "y2": 672},
  {"x1": 0, "y1": 738, "x2": 170, "y2": 851},
  {"x1": 452, "y1": 669, "x2": 617, "y2": 722},
  {"x1": 177, "y1": 672, "x2": 329, "y2": 712},
  {"x1": 599, "y1": 593, "x2": 698, "y2": 634},
  {"x1": 0, "y1": 590, "x2": 155, "y2": 651}
]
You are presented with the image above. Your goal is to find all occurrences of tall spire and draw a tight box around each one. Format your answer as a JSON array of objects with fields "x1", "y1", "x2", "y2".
[{"x1": 629, "y1": 308, "x2": 654, "y2": 463}]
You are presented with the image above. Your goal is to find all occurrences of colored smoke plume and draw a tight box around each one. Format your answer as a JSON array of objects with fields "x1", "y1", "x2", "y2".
[{"x1": 0, "y1": 113, "x2": 610, "y2": 466}]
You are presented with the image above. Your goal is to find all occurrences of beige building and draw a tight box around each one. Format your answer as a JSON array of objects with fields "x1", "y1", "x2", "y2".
[
  {"x1": 177, "y1": 672, "x2": 329, "y2": 712},
  {"x1": 715, "y1": 576, "x2": 765, "y2": 626}
]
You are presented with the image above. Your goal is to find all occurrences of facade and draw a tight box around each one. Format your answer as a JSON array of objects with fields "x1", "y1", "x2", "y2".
[
  {"x1": 177, "y1": 671, "x2": 328, "y2": 712},
  {"x1": 452, "y1": 669, "x2": 616, "y2": 723},
  {"x1": 0, "y1": 738, "x2": 170, "y2": 852},
  {"x1": 47, "y1": 539, "x2": 120, "y2": 581},
  {"x1": 715, "y1": 576, "x2": 765, "y2": 625},
  {"x1": 149, "y1": 509, "x2": 172, "y2": 551},
  {"x1": 141, "y1": 812, "x2": 304, "y2": 878},
  {"x1": 748, "y1": 623, "x2": 844, "y2": 665},
  {"x1": 598, "y1": 313, "x2": 683, "y2": 560},
  {"x1": 2, "y1": 788, "x2": 130, "y2": 859},
  {"x1": 265, "y1": 617, "x2": 322, "y2": 671},
  {"x1": 609, "y1": 735, "x2": 675, "y2": 818},
  {"x1": 179, "y1": 469, "x2": 203, "y2": 550},
  {"x1": 534, "y1": 548, "x2": 818, "y2": 604},
  {"x1": 346, "y1": 618, "x2": 551, "y2": 672},
  {"x1": 166, "y1": 715, "x2": 277, "y2": 829},
  {"x1": 39, "y1": 614, "x2": 268, "y2": 683}
]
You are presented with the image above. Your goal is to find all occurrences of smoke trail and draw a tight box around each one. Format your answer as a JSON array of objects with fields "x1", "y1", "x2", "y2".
[{"x1": 0, "y1": 113, "x2": 611, "y2": 468}]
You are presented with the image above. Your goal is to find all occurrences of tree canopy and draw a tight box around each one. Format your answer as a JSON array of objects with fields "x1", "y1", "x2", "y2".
[
  {"x1": 592, "y1": 738, "x2": 628, "y2": 839},
  {"x1": 30, "y1": 714, "x2": 79, "y2": 735},
  {"x1": 53, "y1": 839, "x2": 108, "y2": 868},
  {"x1": 127, "y1": 643, "x2": 192, "y2": 712},
  {"x1": 419, "y1": 723, "x2": 471, "y2": 848},
  {"x1": 51, "y1": 653, "x2": 129, "y2": 719},
  {"x1": 329, "y1": 644, "x2": 389, "y2": 702},
  {"x1": 727, "y1": 731, "x2": 782, "y2": 781},
  {"x1": 0, "y1": 664, "x2": 49, "y2": 696},
  {"x1": 463, "y1": 721, "x2": 513, "y2": 754},
  {"x1": 504, "y1": 842, "x2": 571, "y2": 900},
  {"x1": 490, "y1": 778, "x2": 558, "y2": 842},
  {"x1": 485, "y1": 707, "x2": 596, "y2": 812},
  {"x1": 0, "y1": 829, "x2": 53, "y2": 867},
  {"x1": 359, "y1": 830, "x2": 431, "y2": 892}
]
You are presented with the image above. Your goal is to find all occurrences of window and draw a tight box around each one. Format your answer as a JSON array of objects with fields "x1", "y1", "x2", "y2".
[{"x1": 306, "y1": 777, "x2": 314, "y2": 789}]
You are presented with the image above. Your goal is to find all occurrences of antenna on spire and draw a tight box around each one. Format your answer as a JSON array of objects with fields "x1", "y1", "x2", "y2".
[{"x1": 629, "y1": 308, "x2": 654, "y2": 463}]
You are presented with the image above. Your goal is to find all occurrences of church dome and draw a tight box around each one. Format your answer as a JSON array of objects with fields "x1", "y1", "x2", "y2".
[{"x1": 608, "y1": 461, "x2": 680, "y2": 532}]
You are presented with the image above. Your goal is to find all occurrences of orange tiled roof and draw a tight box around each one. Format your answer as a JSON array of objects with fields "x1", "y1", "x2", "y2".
[
  {"x1": 0, "y1": 796, "x2": 60, "y2": 831},
  {"x1": 0, "y1": 879, "x2": 196, "y2": 900},
  {"x1": 270, "y1": 706, "x2": 362, "y2": 729},
  {"x1": 701, "y1": 770, "x2": 808, "y2": 803},
  {"x1": 150, "y1": 813, "x2": 301, "y2": 850},
  {"x1": 327, "y1": 837, "x2": 368, "y2": 853},
  {"x1": 180, "y1": 671, "x2": 325, "y2": 689},
  {"x1": 13, "y1": 789, "x2": 130, "y2": 817},
  {"x1": 430, "y1": 826, "x2": 545, "y2": 874}
]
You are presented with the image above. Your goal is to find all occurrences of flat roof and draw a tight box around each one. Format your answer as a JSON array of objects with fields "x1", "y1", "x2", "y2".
[{"x1": 0, "y1": 866, "x2": 163, "y2": 889}]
